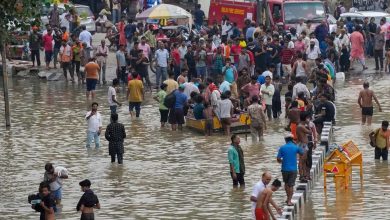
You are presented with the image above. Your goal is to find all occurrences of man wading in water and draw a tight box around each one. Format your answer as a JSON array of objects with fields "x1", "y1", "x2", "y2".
[
  {"x1": 228, "y1": 134, "x2": 246, "y2": 187},
  {"x1": 358, "y1": 82, "x2": 382, "y2": 125},
  {"x1": 77, "y1": 179, "x2": 100, "y2": 220}
]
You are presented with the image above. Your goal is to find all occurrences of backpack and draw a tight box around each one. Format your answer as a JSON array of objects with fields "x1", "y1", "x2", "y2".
[
  {"x1": 346, "y1": 22, "x2": 354, "y2": 34},
  {"x1": 369, "y1": 128, "x2": 381, "y2": 148},
  {"x1": 164, "y1": 90, "x2": 176, "y2": 109}
]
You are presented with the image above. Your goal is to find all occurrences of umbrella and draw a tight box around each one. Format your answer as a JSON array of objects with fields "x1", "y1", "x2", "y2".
[{"x1": 135, "y1": 4, "x2": 192, "y2": 20}]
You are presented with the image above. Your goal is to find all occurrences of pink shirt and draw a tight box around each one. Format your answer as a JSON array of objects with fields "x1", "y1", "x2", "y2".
[
  {"x1": 241, "y1": 82, "x2": 260, "y2": 99},
  {"x1": 138, "y1": 43, "x2": 151, "y2": 58},
  {"x1": 294, "y1": 41, "x2": 305, "y2": 53},
  {"x1": 42, "y1": 34, "x2": 53, "y2": 51}
]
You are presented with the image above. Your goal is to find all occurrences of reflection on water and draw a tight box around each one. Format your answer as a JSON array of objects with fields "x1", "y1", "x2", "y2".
[{"x1": 0, "y1": 72, "x2": 390, "y2": 219}]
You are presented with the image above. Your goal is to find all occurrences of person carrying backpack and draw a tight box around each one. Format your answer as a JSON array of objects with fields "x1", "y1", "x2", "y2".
[{"x1": 369, "y1": 121, "x2": 390, "y2": 161}]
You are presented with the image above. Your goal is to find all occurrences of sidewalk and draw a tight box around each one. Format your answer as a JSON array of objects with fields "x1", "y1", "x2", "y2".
[{"x1": 34, "y1": 33, "x2": 157, "y2": 84}]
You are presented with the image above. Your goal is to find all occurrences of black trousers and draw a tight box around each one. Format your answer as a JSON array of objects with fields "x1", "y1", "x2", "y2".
[
  {"x1": 230, "y1": 172, "x2": 245, "y2": 186},
  {"x1": 72, "y1": 61, "x2": 81, "y2": 79},
  {"x1": 62, "y1": 62, "x2": 73, "y2": 79},
  {"x1": 374, "y1": 49, "x2": 384, "y2": 69},
  {"x1": 375, "y1": 147, "x2": 388, "y2": 160},
  {"x1": 111, "y1": 153, "x2": 123, "y2": 164},
  {"x1": 31, "y1": 50, "x2": 40, "y2": 66}
]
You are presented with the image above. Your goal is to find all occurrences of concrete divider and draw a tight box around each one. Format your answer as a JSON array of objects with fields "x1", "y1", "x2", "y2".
[{"x1": 278, "y1": 122, "x2": 332, "y2": 219}]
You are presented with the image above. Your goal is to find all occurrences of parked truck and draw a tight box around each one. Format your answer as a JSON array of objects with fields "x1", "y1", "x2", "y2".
[{"x1": 207, "y1": 0, "x2": 326, "y2": 30}]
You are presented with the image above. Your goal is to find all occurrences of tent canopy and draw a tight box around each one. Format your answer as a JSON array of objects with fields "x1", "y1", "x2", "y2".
[{"x1": 135, "y1": 4, "x2": 192, "y2": 20}]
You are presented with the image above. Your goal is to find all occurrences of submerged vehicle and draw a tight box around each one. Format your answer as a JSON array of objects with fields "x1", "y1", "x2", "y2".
[{"x1": 186, "y1": 112, "x2": 251, "y2": 134}]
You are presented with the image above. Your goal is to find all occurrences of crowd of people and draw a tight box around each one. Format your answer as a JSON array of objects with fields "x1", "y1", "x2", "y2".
[{"x1": 25, "y1": 1, "x2": 390, "y2": 219}]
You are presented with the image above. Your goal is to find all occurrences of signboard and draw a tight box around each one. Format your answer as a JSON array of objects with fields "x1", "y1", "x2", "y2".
[{"x1": 352, "y1": 0, "x2": 376, "y2": 11}]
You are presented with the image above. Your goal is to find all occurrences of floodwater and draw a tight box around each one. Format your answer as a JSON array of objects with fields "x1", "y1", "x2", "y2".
[{"x1": 0, "y1": 68, "x2": 389, "y2": 220}]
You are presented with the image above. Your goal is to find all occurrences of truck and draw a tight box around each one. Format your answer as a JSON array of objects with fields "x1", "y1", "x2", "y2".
[{"x1": 206, "y1": 0, "x2": 326, "y2": 30}]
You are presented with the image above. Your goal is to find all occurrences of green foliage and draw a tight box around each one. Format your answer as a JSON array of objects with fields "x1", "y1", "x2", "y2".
[{"x1": 0, "y1": 0, "x2": 45, "y2": 42}]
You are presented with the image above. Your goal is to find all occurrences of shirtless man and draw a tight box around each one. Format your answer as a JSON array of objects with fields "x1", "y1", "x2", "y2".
[
  {"x1": 255, "y1": 179, "x2": 282, "y2": 220},
  {"x1": 358, "y1": 82, "x2": 382, "y2": 125},
  {"x1": 288, "y1": 101, "x2": 300, "y2": 140},
  {"x1": 296, "y1": 112, "x2": 313, "y2": 182}
]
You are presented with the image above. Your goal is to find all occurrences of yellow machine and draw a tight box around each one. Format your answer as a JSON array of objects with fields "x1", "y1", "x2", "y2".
[
  {"x1": 186, "y1": 113, "x2": 251, "y2": 134},
  {"x1": 323, "y1": 140, "x2": 363, "y2": 190}
]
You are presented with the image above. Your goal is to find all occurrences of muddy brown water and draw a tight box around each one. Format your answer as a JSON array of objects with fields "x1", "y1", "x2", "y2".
[{"x1": 0, "y1": 70, "x2": 389, "y2": 219}]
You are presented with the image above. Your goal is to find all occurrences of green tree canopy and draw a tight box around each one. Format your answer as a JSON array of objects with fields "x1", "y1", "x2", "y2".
[{"x1": 0, "y1": 0, "x2": 45, "y2": 42}]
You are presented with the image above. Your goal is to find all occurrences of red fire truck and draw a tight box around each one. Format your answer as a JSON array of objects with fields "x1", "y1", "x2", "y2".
[{"x1": 207, "y1": 0, "x2": 326, "y2": 30}]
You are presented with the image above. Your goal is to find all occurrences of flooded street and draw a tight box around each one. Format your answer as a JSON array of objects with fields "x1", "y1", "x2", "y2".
[{"x1": 0, "y1": 66, "x2": 390, "y2": 219}]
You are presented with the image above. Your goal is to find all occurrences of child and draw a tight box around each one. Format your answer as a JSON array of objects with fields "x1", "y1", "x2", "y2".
[
  {"x1": 203, "y1": 102, "x2": 214, "y2": 136},
  {"x1": 255, "y1": 179, "x2": 282, "y2": 220},
  {"x1": 39, "y1": 182, "x2": 56, "y2": 220},
  {"x1": 153, "y1": 83, "x2": 169, "y2": 127},
  {"x1": 77, "y1": 179, "x2": 100, "y2": 220}
]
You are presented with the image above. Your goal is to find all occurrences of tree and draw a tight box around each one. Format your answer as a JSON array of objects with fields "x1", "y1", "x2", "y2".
[{"x1": 0, "y1": 0, "x2": 44, "y2": 126}]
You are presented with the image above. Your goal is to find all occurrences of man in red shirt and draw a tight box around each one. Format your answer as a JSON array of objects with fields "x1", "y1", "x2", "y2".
[
  {"x1": 246, "y1": 49, "x2": 255, "y2": 76},
  {"x1": 42, "y1": 28, "x2": 54, "y2": 69},
  {"x1": 230, "y1": 39, "x2": 242, "y2": 65},
  {"x1": 171, "y1": 43, "x2": 181, "y2": 79},
  {"x1": 281, "y1": 36, "x2": 295, "y2": 81}
]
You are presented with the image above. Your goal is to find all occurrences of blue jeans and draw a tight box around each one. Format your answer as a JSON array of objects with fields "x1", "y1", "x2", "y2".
[
  {"x1": 110, "y1": 105, "x2": 117, "y2": 114},
  {"x1": 129, "y1": 102, "x2": 141, "y2": 117},
  {"x1": 112, "y1": 9, "x2": 120, "y2": 25},
  {"x1": 275, "y1": 63, "x2": 281, "y2": 78},
  {"x1": 53, "y1": 47, "x2": 60, "y2": 66},
  {"x1": 156, "y1": 66, "x2": 168, "y2": 86},
  {"x1": 86, "y1": 131, "x2": 100, "y2": 148},
  {"x1": 196, "y1": 66, "x2": 207, "y2": 78},
  {"x1": 97, "y1": 61, "x2": 106, "y2": 83}
]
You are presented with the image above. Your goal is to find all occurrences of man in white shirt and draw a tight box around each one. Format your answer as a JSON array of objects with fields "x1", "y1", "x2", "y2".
[
  {"x1": 261, "y1": 64, "x2": 275, "y2": 79},
  {"x1": 339, "y1": 29, "x2": 350, "y2": 49},
  {"x1": 79, "y1": 25, "x2": 92, "y2": 48},
  {"x1": 296, "y1": 18, "x2": 307, "y2": 36},
  {"x1": 60, "y1": 13, "x2": 71, "y2": 32},
  {"x1": 219, "y1": 80, "x2": 231, "y2": 93},
  {"x1": 85, "y1": 102, "x2": 103, "y2": 149},
  {"x1": 108, "y1": 79, "x2": 122, "y2": 114},
  {"x1": 306, "y1": 39, "x2": 321, "y2": 72},
  {"x1": 250, "y1": 172, "x2": 282, "y2": 219},
  {"x1": 79, "y1": 25, "x2": 93, "y2": 58},
  {"x1": 292, "y1": 76, "x2": 311, "y2": 100},
  {"x1": 96, "y1": 40, "x2": 109, "y2": 84},
  {"x1": 155, "y1": 41, "x2": 170, "y2": 87},
  {"x1": 183, "y1": 80, "x2": 200, "y2": 99},
  {"x1": 178, "y1": 42, "x2": 187, "y2": 71},
  {"x1": 260, "y1": 76, "x2": 275, "y2": 121}
]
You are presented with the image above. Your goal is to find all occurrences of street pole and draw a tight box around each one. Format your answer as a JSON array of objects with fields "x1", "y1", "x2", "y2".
[{"x1": 1, "y1": 40, "x2": 11, "y2": 127}]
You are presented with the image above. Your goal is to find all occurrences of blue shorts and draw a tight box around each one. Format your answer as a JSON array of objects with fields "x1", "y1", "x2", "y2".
[
  {"x1": 86, "y1": 79, "x2": 98, "y2": 91},
  {"x1": 196, "y1": 66, "x2": 207, "y2": 77},
  {"x1": 52, "y1": 187, "x2": 62, "y2": 200},
  {"x1": 45, "y1": 51, "x2": 53, "y2": 63}
]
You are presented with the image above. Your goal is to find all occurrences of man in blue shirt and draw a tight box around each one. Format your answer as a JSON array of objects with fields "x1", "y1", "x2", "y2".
[
  {"x1": 228, "y1": 134, "x2": 245, "y2": 187},
  {"x1": 194, "y1": 4, "x2": 205, "y2": 30},
  {"x1": 276, "y1": 134, "x2": 304, "y2": 206},
  {"x1": 169, "y1": 84, "x2": 188, "y2": 131}
]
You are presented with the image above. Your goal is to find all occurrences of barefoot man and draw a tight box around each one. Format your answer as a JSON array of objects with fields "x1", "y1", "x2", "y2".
[
  {"x1": 254, "y1": 179, "x2": 282, "y2": 220},
  {"x1": 358, "y1": 82, "x2": 382, "y2": 125}
]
